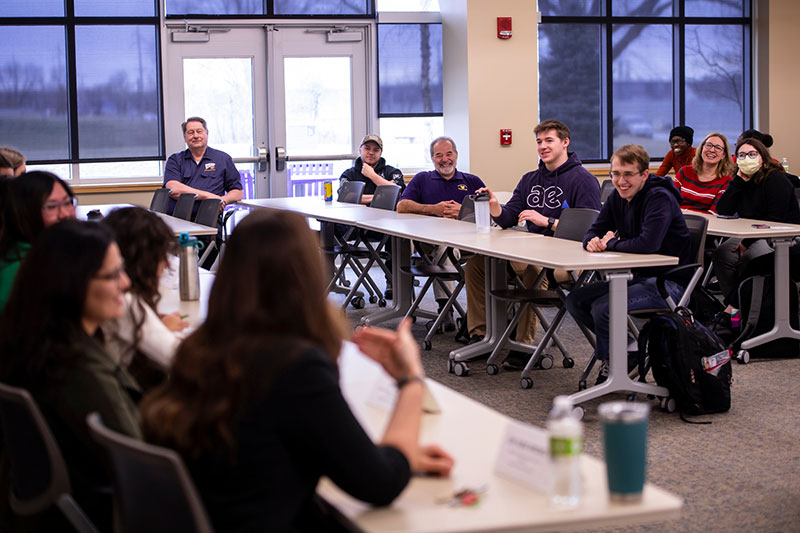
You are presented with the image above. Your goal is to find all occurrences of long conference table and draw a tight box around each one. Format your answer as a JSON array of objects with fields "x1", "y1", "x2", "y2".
[
  {"x1": 76, "y1": 203, "x2": 218, "y2": 236},
  {"x1": 162, "y1": 264, "x2": 682, "y2": 533},
  {"x1": 241, "y1": 197, "x2": 679, "y2": 408}
]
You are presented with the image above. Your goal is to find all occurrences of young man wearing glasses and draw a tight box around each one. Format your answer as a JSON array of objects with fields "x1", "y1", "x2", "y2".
[{"x1": 566, "y1": 144, "x2": 691, "y2": 384}]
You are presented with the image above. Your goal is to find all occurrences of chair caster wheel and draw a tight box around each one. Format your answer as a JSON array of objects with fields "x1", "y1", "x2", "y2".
[
  {"x1": 520, "y1": 377, "x2": 533, "y2": 389},
  {"x1": 422, "y1": 340, "x2": 432, "y2": 351},
  {"x1": 572, "y1": 406, "x2": 585, "y2": 421},
  {"x1": 447, "y1": 359, "x2": 455, "y2": 373},
  {"x1": 578, "y1": 380, "x2": 587, "y2": 391},
  {"x1": 351, "y1": 296, "x2": 365, "y2": 309},
  {"x1": 563, "y1": 357, "x2": 575, "y2": 369},
  {"x1": 736, "y1": 350, "x2": 750, "y2": 364},
  {"x1": 660, "y1": 397, "x2": 677, "y2": 413},
  {"x1": 378, "y1": 299, "x2": 387, "y2": 307},
  {"x1": 368, "y1": 295, "x2": 378, "y2": 304},
  {"x1": 539, "y1": 354, "x2": 554, "y2": 370},
  {"x1": 453, "y1": 361, "x2": 469, "y2": 377},
  {"x1": 486, "y1": 363, "x2": 499, "y2": 376}
]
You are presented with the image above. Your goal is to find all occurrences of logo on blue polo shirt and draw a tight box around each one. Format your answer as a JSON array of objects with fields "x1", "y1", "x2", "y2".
[
  {"x1": 457, "y1": 184, "x2": 468, "y2": 191},
  {"x1": 204, "y1": 162, "x2": 216, "y2": 172}
]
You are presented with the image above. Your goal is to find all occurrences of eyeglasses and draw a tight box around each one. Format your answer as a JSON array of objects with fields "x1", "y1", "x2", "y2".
[
  {"x1": 609, "y1": 171, "x2": 644, "y2": 179},
  {"x1": 704, "y1": 142, "x2": 725, "y2": 153},
  {"x1": 43, "y1": 197, "x2": 77, "y2": 214},
  {"x1": 94, "y1": 266, "x2": 126, "y2": 282},
  {"x1": 669, "y1": 137, "x2": 687, "y2": 145},
  {"x1": 737, "y1": 150, "x2": 760, "y2": 160}
]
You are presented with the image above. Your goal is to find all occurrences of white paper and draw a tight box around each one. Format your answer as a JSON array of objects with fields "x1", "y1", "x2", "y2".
[{"x1": 494, "y1": 419, "x2": 551, "y2": 492}]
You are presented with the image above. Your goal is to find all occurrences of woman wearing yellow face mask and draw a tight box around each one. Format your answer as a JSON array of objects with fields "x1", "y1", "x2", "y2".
[{"x1": 713, "y1": 138, "x2": 800, "y2": 303}]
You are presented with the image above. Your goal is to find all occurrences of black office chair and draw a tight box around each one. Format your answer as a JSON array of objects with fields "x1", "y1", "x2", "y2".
[
  {"x1": 600, "y1": 179, "x2": 615, "y2": 204},
  {"x1": 337, "y1": 180, "x2": 365, "y2": 204},
  {"x1": 484, "y1": 208, "x2": 600, "y2": 388},
  {"x1": 0, "y1": 382, "x2": 98, "y2": 533},
  {"x1": 171, "y1": 193, "x2": 197, "y2": 221},
  {"x1": 148, "y1": 188, "x2": 171, "y2": 214},
  {"x1": 193, "y1": 198, "x2": 222, "y2": 228},
  {"x1": 86, "y1": 413, "x2": 213, "y2": 533}
]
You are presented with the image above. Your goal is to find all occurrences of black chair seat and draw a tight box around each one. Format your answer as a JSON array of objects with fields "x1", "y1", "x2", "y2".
[{"x1": 402, "y1": 264, "x2": 461, "y2": 280}]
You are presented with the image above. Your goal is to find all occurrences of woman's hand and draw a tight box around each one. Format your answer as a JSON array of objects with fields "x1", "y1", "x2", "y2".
[
  {"x1": 352, "y1": 319, "x2": 424, "y2": 381},
  {"x1": 161, "y1": 311, "x2": 189, "y2": 332},
  {"x1": 411, "y1": 444, "x2": 455, "y2": 476}
]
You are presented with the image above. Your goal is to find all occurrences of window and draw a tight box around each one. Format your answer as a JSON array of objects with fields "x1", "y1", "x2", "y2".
[
  {"x1": 165, "y1": 0, "x2": 372, "y2": 17},
  {"x1": 0, "y1": 1, "x2": 162, "y2": 181},
  {"x1": 538, "y1": 0, "x2": 751, "y2": 163}
]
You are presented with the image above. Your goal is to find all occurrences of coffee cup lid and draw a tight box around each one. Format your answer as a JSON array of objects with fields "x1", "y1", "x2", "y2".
[{"x1": 598, "y1": 401, "x2": 650, "y2": 422}]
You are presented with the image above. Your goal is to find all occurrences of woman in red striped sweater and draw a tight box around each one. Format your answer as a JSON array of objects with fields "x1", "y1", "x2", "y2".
[{"x1": 672, "y1": 132, "x2": 735, "y2": 214}]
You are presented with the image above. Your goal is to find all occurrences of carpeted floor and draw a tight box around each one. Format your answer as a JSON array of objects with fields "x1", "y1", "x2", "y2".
[{"x1": 331, "y1": 274, "x2": 800, "y2": 533}]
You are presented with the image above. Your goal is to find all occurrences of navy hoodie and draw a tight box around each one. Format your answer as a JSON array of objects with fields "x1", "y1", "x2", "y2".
[
  {"x1": 584, "y1": 174, "x2": 691, "y2": 277},
  {"x1": 493, "y1": 152, "x2": 601, "y2": 235}
]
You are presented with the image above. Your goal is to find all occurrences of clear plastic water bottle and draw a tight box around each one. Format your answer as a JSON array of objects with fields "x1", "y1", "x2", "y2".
[
  {"x1": 781, "y1": 157, "x2": 789, "y2": 173},
  {"x1": 548, "y1": 395, "x2": 582, "y2": 507}
]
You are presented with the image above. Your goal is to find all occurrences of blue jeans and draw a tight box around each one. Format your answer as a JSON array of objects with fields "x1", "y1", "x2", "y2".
[{"x1": 565, "y1": 276, "x2": 684, "y2": 361}]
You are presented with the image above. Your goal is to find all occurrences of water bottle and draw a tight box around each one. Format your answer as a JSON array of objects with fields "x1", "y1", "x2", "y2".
[
  {"x1": 781, "y1": 157, "x2": 789, "y2": 173},
  {"x1": 474, "y1": 191, "x2": 491, "y2": 233},
  {"x1": 178, "y1": 232, "x2": 201, "y2": 301},
  {"x1": 547, "y1": 395, "x2": 582, "y2": 507}
]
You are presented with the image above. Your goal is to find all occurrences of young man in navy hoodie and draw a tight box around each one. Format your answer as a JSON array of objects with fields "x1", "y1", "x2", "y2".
[
  {"x1": 464, "y1": 120, "x2": 601, "y2": 367},
  {"x1": 566, "y1": 144, "x2": 691, "y2": 384}
]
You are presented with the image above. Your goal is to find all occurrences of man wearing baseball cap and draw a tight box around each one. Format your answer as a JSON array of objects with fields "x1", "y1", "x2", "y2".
[{"x1": 339, "y1": 134, "x2": 405, "y2": 205}]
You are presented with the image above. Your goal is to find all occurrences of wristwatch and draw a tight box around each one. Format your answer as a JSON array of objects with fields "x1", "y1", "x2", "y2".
[{"x1": 546, "y1": 216, "x2": 555, "y2": 232}]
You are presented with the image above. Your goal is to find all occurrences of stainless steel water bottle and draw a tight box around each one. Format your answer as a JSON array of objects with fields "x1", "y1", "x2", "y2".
[{"x1": 178, "y1": 232, "x2": 200, "y2": 301}]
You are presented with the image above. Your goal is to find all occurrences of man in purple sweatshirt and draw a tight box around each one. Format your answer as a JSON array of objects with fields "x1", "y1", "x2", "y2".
[
  {"x1": 566, "y1": 144, "x2": 691, "y2": 384},
  {"x1": 464, "y1": 120, "x2": 601, "y2": 367}
]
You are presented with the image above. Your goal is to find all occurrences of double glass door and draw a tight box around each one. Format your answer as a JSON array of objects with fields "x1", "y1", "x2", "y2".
[{"x1": 164, "y1": 24, "x2": 369, "y2": 198}]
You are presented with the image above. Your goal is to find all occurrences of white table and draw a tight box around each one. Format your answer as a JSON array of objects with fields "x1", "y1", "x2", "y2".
[
  {"x1": 77, "y1": 203, "x2": 218, "y2": 237},
  {"x1": 317, "y1": 345, "x2": 682, "y2": 533},
  {"x1": 687, "y1": 210, "x2": 800, "y2": 352}
]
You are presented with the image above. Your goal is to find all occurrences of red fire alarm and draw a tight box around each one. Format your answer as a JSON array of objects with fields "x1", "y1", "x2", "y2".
[
  {"x1": 500, "y1": 129, "x2": 512, "y2": 146},
  {"x1": 497, "y1": 17, "x2": 512, "y2": 39}
]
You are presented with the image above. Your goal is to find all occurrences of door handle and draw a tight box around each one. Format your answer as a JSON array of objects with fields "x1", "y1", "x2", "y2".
[
  {"x1": 275, "y1": 146, "x2": 286, "y2": 172},
  {"x1": 257, "y1": 146, "x2": 268, "y2": 172}
]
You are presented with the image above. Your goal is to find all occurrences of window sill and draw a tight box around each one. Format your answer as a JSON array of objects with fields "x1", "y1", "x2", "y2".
[{"x1": 71, "y1": 182, "x2": 164, "y2": 194}]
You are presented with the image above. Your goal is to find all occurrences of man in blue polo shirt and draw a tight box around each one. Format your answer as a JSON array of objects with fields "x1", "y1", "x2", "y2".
[
  {"x1": 163, "y1": 116, "x2": 243, "y2": 216},
  {"x1": 398, "y1": 136, "x2": 486, "y2": 329}
]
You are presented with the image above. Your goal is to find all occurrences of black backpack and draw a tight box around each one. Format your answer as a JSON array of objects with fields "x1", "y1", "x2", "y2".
[{"x1": 639, "y1": 307, "x2": 732, "y2": 419}]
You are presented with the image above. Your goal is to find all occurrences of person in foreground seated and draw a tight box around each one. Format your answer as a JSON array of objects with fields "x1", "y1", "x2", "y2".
[
  {"x1": 397, "y1": 136, "x2": 485, "y2": 329},
  {"x1": 0, "y1": 220, "x2": 139, "y2": 531},
  {"x1": 655, "y1": 126, "x2": 696, "y2": 176},
  {"x1": 0, "y1": 148, "x2": 26, "y2": 177},
  {"x1": 464, "y1": 119, "x2": 601, "y2": 368},
  {"x1": 101, "y1": 207, "x2": 188, "y2": 386},
  {"x1": 672, "y1": 132, "x2": 733, "y2": 214},
  {"x1": 140, "y1": 209, "x2": 453, "y2": 533},
  {"x1": 339, "y1": 134, "x2": 405, "y2": 205},
  {"x1": 712, "y1": 137, "x2": 800, "y2": 307},
  {"x1": 163, "y1": 116, "x2": 243, "y2": 216},
  {"x1": 0, "y1": 171, "x2": 76, "y2": 310},
  {"x1": 566, "y1": 145, "x2": 691, "y2": 385}
]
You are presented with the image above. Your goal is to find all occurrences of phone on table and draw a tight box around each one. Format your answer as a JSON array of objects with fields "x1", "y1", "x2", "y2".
[{"x1": 752, "y1": 223, "x2": 771, "y2": 229}]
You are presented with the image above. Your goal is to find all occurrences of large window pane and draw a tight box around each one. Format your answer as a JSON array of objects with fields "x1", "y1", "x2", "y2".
[
  {"x1": 183, "y1": 58, "x2": 255, "y2": 158},
  {"x1": 379, "y1": 116, "x2": 443, "y2": 170},
  {"x1": 79, "y1": 161, "x2": 161, "y2": 179},
  {"x1": 376, "y1": 0, "x2": 439, "y2": 11},
  {"x1": 538, "y1": 0, "x2": 602, "y2": 17},
  {"x1": 378, "y1": 24, "x2": 443, "y2": 115},
  {"x1": 612, "y1": 24, "x2": 672, "y2": 156},
  {"x1": 284, "y1": 57, "x2": 352, "y2": 155},
  {"x1": 75, "y1": 0, "x2": 156, "y2": 17},
  {"x1": 612, "y1": 0, "x2": 672, "y2": 17},
  {"x1": 3, "y1": 0, "x2": 64, "y2": 17},
  {"x1": 75, "y1": 25, "x2": 160, "y2": 159},
  {"x1": 685, "y1": 0, "x2": 744, "y2": 17},
  {"x1": 685, "y1": 24, "x2": 745, "y2": 144},
  {"x1": 539, "y1": 24, "x2": 603, "y2": 160},
  {"x1": 274, "y1": 0, "x2": 370, "y2": 15},
  {"x1": 166, "y1": 0, "x2": 262, "y2": 16},
  {"x1": 0, "y1": 26, "x2": 69, "y2": 161}
]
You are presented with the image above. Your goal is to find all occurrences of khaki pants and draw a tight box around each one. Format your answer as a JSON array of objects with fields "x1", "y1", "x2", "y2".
[{"x1": 465, "y1": 255, "x2": 569, "y2": 345}]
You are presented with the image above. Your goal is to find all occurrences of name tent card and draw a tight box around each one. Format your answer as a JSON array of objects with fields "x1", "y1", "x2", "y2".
[{"x1": 494, "y1": 419, "x2": 551, "y2": 493}]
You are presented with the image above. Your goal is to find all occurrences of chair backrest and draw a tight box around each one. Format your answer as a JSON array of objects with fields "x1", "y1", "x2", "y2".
[
  {"x1": 0, "y1": 382, "x2": 71, "y2": 513},
  {"x1": 553, "y1": 208, "x2": 600, "y2": 242},
  {"x1": 86, "y1": 413, "x2": 213, "y2": 533},
  {"x1": 171, "y1": 193, "x2": 197, "y2": 221},
  {"x1": 600, "y1": 179, "x2": 615, "y2": 203},
  {"x1": 149, "y1": 188, "x2": 171, "y2": 214},
  {"x1": 457, "y1": 194, "x2": 475, "y2": 222},
  {"x1": 337, "y1": 181, "x2": 365, "y2": 204},
  {"x1": 193, "y1": 198, "x2": 222, "y2": 228},
  {"x1": 683, "y1": 213, "x2": 709, "y2": 264},
  {"x1": 369, "y1": 184, "x2": 401, "y2": 211}
]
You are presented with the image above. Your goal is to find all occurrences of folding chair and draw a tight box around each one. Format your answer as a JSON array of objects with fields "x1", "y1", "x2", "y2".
[
  {"x1": 483, "y1": 208, "x2": 600, "y2": 388},
  {"x1": 171, "y1": 193, "x2": 197, "y2": 221},
  {"x1": 86, "y1": 413, "x2": 213, "y2": 533},
  {"x1": 326, "y1": 185, "x2": 400, "y2": 309},
  {"x1": 148, "y1": 188, "x2": 171, "y2": 214},
  {"x1": 194, "y1": 198, "x2": 223, "y2": 269},
  {"x1": 0, "y1": 382, "x2": 98, "y2": 533}
]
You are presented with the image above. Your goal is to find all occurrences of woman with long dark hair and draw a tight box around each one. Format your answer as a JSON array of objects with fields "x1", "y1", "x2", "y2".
[
  {"x1": 0, "y1": 171, "x2": 76, "y2": 309},
  {"x1": 140, "y1": 209, "x2": 452, "y2": 532},
  {"x1": 0, "y1": 220, "x2": 138, "y2": 529},
  {"x1": 101, "y1": 207, "x2": 187, "y2": 373}
]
